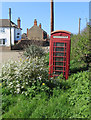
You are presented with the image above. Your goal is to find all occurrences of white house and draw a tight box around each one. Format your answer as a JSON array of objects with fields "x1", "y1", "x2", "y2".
[{"x1": 0, "y1": 18, "x2": 22, "y2": 46}]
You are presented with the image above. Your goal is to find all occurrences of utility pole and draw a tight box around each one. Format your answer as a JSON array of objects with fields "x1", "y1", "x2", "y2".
[
  {"x1": 79, "y1": 18, "x2": 81, "y2": 34},
  {"x1": 9, "y1": 8, "x2": 12, "y2": 50},
  {"x1": 51, "y1": 0, "x2": 54, "y2": 32},
  {"x1": 85, "y1": 18, "x2": 88, "y2": 27},
  {"x1": 89, "y1": 19, "x2": 91, "y2": 26}
]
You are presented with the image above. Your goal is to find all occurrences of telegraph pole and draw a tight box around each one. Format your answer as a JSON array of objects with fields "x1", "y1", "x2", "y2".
[
  {"x1": 51, "y1": 0, "x2": 54, "y2": 32},
  {"x1": 79, "y1": 18, "x2": 81, "y2": 34},
  {"x1": 9, "y1": 8, "x2": 12, "y2": 50},
  {"x1": 85, "y1": 18, "x2": 88, "y2": 27}
]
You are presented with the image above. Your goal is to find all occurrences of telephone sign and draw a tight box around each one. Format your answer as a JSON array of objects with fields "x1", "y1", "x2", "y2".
[{"x1": 49, "y1": 30, "x2": 71, "y2": 79}]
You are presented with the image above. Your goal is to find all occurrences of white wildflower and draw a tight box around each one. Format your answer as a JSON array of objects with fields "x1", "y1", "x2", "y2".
[
  {"x1": 16, "y1": 84, "x2": 20, "y2": 87},
  {"x1": 21, "y1": 86, "x2": 24, "y2": 88},
  {"x1": 38, "y1": 77, "x2": 41, "y2": 80},
  {"x1": 17, "y1": 88, "x2": 20, "y2": 94},
  {"x1": 9, "y1": 82, "x2": 12, "y2": 86},
  {"x1": 26, "y1": 82, "x2": 28, "y2": 85}
]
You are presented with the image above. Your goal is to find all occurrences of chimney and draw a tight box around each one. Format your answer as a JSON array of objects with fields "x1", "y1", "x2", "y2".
[
  {"x1": 27, "y1": 28, "x2": 28, "y2": 37},
  {"x1": 39, "y1": 23, "x2": 41, "y2": 28},
  {"x1": 51, "y1": 0, "x2": 54, "y2": 32},
  {"x1": 17, "y1": 17, "x2": 21, "y2": 28},
  {"x1": 34, "y1": 19, "x2": 37, "y2": 26}
]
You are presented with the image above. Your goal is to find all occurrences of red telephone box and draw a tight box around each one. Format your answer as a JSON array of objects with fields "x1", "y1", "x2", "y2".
[{"x1": 49, "y1": 30, "x2": 71, "y2": 79}]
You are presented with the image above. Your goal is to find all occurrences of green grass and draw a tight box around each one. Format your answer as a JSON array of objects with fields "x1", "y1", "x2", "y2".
[
  {"x1": 1, "y1": 53, "x2": 90, "y2": 119},
  {"x1": 2, "y1": 70, "x2": 90, "y2": 118}
]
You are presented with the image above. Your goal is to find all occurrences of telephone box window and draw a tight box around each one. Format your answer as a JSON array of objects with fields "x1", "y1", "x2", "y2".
[
  {"x1": 54, "y1": 43, "x2": 55, "y2": 46},
  {"x1": 56, "y1": 47, "x2": 64, "y2": 51},
  {"x1": 64, "y1": 58, "x2": 66, "y2": 61},
  {"x1": 55, "y1": 57, "x2": 64, "y2": 61},
  {"x1": 55, "y1": 62, "x2": 63, "y2": 66},
  {"x1": 55, "y1": 52, "x2": 64, "y2": 56},
  {"x1": 64, "y1": 62, "x2": 66, "y2": 66},
  {"x1": 55, "y1": 67, "x2": 63, "y2": 70},
  {"x1": 54, "y1": 71, "x2": 63, "y2": 75},
  {"x1": 56, "y1": 43, "x2": 64, "y2": 47}
]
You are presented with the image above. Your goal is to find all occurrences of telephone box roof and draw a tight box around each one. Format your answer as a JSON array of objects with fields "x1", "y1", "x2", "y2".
[{"x1": 51, "y1": 30, "x2": 71, "y2": 35}]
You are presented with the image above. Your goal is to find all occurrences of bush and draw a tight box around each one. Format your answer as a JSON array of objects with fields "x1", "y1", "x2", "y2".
[
  {"x1": 1, "y1": 57, "x2": 50, "y2": 97},
  {"x1": 1, "y1": 57, "x2": 64, "y2": 97},
  {"x1": 44, "y1": 52, "x2": 49, "y2": 66},
  {"x1": 71, "y1": 25, "x2": 91, "y2": 69},
  {"x1": 23, "y1": 45, "x2": 45, "y2": 58},
  {"x1": 1, "y1": 56, "x2": 69, "y2": 98}
]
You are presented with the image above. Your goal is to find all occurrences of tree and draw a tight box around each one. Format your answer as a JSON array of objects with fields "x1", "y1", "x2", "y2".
[{"x1": 71, "y1": 25, "x2": 91, "y2": 70}]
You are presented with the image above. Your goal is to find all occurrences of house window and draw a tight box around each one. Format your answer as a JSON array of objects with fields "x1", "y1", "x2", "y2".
[
  {"x1": 3, "y1": 39, "x2": 5, "y2": 44},
  {"x1": 17, "y1": 36, "x2": 19, "y2": 38},
  {"x1": 0, "y1": 39, "x2": 6, "y2": 45},
  {"x1": 17, "y1": 33, "x2": 20, "y2": 35},
  {"x1": 0, "y1": 28, "x2": 5, "y2": 33}
]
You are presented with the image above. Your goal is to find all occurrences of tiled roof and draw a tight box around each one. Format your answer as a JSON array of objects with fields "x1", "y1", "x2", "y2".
[
  {"x1": 0, "y1": 19, "x2": 22, "y2": 29},
  {"x1": 29, "y1": 25, "x2": 46, "y2": 33}
]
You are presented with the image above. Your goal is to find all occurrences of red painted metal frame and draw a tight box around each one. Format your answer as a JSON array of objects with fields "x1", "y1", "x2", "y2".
[{"x1": 49, "y1": 30, "x2": 71, "y2": 80}]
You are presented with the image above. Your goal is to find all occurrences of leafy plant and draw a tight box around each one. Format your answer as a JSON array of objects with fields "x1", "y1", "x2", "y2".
[
  {"x1": 1, "y1": 57, "x2": 49, "y2": 97},
  {"x1": 2, "y1": 66, "x2": 90, "y2": 118},
  {"x1": 71, "y1": 25, "x2": 91, "y2": 69},
  {"x1": 23, "y1": 45, "x2": 45, "y2": 58}
]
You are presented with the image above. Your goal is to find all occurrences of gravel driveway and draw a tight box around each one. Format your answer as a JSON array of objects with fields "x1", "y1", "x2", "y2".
[
  {"x1": 0, "y1": 46, "x2": 49, "y2": 73},
  {"x1": 0, "y1": 49, "x2": 23, "y2": 73}
]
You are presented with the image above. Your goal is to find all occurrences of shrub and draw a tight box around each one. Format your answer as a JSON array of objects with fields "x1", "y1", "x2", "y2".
[
  {"x1": 1, "y1": 56, "x2": 69, "y2": 98},
  {"x1": 71, "y1": 25, "x2": 91, "y2": 69},
  {"x1": 44, "y1": 52, "x2": 49, "y2": 66},
  {"x1": 23, "y1": 45, "x2": 45, "y2": 58},
  {"x1": 1, "y1": 57, "x2": 50, "y2": 97}
]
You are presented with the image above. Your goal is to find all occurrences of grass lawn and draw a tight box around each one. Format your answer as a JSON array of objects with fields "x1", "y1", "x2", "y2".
[{"x1": 2, "y1": 59, "x2": 90, "y2": 119}]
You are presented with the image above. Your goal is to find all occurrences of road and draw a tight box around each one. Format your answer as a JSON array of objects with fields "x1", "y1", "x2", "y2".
[{"x1": 0, "y1": 50, "x2": 23, "y2": 73}]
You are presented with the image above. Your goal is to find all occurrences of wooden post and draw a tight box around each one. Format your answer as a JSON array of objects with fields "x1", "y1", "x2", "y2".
[
  {"x1": 79, "y1": 18, "x2": 81, "y2": 34},
  {"x1": 9, "y1": 8, "x2": 12, "y2": 50},
  {"x1": 51, "y1": 0, "x2": 54, "y2": 32}
]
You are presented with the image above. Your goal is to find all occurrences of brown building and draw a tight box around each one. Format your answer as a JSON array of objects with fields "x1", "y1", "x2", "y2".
[
  {"x1": 21, "y1": 33, "x2": 28, "y2": 40},
  {"x1": 27, "y1": 19, "x2": 48, "y2": 41}
]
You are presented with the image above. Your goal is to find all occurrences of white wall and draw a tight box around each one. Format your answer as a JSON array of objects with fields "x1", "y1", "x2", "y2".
[
  {"x1": 0, "y1": 27, "x2": 21, "y2": 46},
  {"x1": 0, "y1": 27, "x2": 14, "y2": 46}
]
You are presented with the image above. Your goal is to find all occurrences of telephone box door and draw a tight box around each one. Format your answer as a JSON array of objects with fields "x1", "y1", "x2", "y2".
[{"x1": 49, "y1": 30, "x2": 71, "y2": 79}]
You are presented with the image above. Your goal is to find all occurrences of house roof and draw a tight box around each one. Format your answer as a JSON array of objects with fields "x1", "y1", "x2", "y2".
[
  {"x1": 28, "y1": 25, "x2": 47, "y2": 34},
  {"x1": 0, "y1": 19, "x2": 22, "y2": 30}
]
